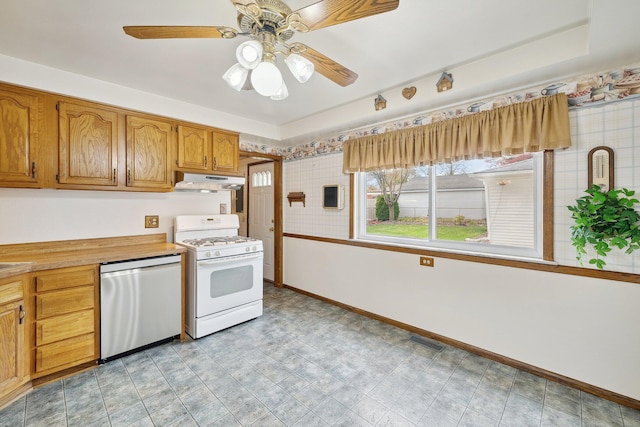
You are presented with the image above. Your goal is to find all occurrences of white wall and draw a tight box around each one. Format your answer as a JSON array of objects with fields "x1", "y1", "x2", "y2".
[
  {"x1": 0, "y1": 188, "x2": 229, "y2": 244},
  {"x1": 283, "y1": 237, "x2": 640, "y2": 401},
  {"x1": 282, "y1": 100, "x2": 640, "y2": 401}
]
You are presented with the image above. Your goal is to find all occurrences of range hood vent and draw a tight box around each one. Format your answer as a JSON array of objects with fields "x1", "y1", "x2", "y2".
[{"x1": 174, "y1": 172, "x2": 244, "y2": 192}]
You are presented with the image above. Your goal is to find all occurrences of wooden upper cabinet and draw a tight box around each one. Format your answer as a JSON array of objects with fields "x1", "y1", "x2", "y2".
[
  {"x1": 0, "y1": 86, "x2": 41, "y2": 187},
  {"x1": 58, "y1": 101, "x2": 118, "y2": 187},
  {"x1": 177, "y1": 124, "x2": 211, "y2": 171},
  {"x1": 212, "y1": 131, "x2": 239, "y2": 173},
  {"x1": 126, "y1": 115, "x2": 173, "y2": 190}
]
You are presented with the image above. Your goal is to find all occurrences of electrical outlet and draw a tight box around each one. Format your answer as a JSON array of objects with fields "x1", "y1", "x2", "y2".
[
  {"x1": 145, "y1": 215, "x2": 159, "y2": 228},
  {"x1": 419, "y1": 256, "x2": 434, "y2": 267}
]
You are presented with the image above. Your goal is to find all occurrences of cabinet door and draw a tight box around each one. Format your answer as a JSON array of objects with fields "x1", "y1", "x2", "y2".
[
  {"x1": 126, "y1": 115, "x2": 173, "y2": 189},
  {"x1": 212, "y1": 131, "x2": 239, "y2": 173},
  {"x1": 177, "y1": 124, "x2": 211, "y2": 171},
  {"x1": 0, "y1": 300, "x2": 24, "y2": 393},
  {"x1": 58, "y1": 101, "x2": 118, "y2": 186},
  {"x1": 0, "y1": 87, "x2": 41, "y2": 186}
]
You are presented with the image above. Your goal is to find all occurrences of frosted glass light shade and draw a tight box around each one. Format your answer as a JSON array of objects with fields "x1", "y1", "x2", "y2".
[
  {"x1": 270, "y1": 81, "x2": 288, "y2": 100},
  {"x1": 236, "y1": 40, "x2": 262, "y2": 69},
  {"x1": 251, "y1": 61, "x2": 283, "y2": 97},
  {"x1": 285, "y1": 53, "x2": 314, "y2": 83},
  {"x1": 222, "y1": 63, "x2": 248, "y2": 91}
]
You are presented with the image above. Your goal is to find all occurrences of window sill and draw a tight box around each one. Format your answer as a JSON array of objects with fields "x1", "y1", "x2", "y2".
[{"x1": 355, "y1": 236, "x2": 557, "y2": 266}]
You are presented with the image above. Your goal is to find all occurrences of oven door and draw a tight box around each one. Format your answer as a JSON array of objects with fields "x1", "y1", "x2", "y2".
[{"x1": 195, "y1": 252, "x2": 263, "y2": 317}]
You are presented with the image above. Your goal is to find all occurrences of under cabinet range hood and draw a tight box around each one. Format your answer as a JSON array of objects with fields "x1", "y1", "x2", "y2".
[{"x1": 174, "y1": 172, "x2": 245, "y2": 192}]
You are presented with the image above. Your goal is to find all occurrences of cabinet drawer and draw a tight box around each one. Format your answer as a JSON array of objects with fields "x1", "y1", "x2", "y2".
[
  {"x1": 0, "y1": 279, "x2": 23, "y2": 305},
  {"x1": 35, "y1": 266, "x2": 95, "y2": 292},
  {"x1": 36, "y1": 286, "x2": 94, "y2": 320},
  {"x1": 36, "y1": 309, "x2": 94, "y2": 346},
  {"x1": 35, "y1": 333, "x2": 95, "y2": 373}
]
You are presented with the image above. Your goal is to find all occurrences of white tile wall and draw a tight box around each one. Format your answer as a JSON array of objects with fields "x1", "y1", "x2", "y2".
[
  {"x1": 554, "y1": 99, "x2": 639, "y2": 273},
  {"x1": 283, "y1": 154, "x2": 350, "y2": 239}
]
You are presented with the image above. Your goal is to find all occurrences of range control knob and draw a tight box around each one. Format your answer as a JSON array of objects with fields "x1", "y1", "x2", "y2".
[
  {"x1": 215, "y1": 250, "x2": 221, "y2": 257},
  {"x1": 205, "y1": 251, "x2": 212, "y2": 258},
  {"x1": 252, "y1": 246, "x2": 257, "y2": 252},
  {"x1": 245, "y1": 247, "x2": 250, "y2": 252}
]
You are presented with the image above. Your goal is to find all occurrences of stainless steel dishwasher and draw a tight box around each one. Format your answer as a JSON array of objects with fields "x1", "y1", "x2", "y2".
[{"x1": 100, "y1": 254, "x2": 181, "y2": 362}]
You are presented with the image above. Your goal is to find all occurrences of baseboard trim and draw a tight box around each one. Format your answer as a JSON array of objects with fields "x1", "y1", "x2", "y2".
[
  {"x1": 0, "y1": 382, "x2": 31, "y2": 411},
  {"x1": 283, "y1": 284, "x2": 640, "y2": 410}
]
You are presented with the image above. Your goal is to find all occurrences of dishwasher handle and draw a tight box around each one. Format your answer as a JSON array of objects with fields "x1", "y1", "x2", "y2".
[{"x1": 100, "y1": 254, "x2": 181, "y2": 273}]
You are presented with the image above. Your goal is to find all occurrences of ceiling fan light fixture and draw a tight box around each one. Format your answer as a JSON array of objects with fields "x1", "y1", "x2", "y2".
[
  {"x1": 285, "y1": 53, "x2": 314, "y2": 83},
  {"x1": 251, "y1": 60, "x2": 283, "y2": 97},
  {"x1": 222, "y1": 63, "x2": 248, "y2": 91},
  {"x1": 270, "y1": 81, "x2": 289, "y2": 100},
  {"x1": 236, "y1": 40, "x2": 263, "y2": 69}
]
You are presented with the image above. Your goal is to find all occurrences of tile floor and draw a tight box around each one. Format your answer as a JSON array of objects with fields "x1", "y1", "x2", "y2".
[{"x1": 1, "y1": 284, "x2": 639, "y2": 427}]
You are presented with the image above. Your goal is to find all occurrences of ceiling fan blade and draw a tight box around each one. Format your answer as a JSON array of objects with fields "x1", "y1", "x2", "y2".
[
  {"x1": 290, "y1": 43, "x2": 358, "y2": 87},
  {"x1": 123, "y1": 26, "x2": 238, "y2": 39},
  {"x1": 292, "y1": 0, "x2": 399, "y2": 32}
]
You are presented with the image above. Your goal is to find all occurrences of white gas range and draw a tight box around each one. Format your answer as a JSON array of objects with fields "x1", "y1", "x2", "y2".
[{"x1": 174, "y1": 214, "x2": 263, "y2": 339}]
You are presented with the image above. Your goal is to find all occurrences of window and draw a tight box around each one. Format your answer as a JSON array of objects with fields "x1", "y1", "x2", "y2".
[
  {"x1": 357, "y1": 152, "x2": 543, "y2": 259},
  {"x1": 251, "y1": 171, "x2": 272, "y2": 187}
]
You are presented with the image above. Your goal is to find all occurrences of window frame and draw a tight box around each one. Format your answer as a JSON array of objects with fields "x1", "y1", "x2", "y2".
[{"x1": 355, "y1": 152, "x2": 547, "y2": 261}]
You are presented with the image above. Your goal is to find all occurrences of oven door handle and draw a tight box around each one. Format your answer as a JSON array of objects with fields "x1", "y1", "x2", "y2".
[{"x1": 197, "y1": 252, "x2": 263, "y2": 265}]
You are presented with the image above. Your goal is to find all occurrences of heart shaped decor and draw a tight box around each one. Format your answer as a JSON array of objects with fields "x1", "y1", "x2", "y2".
[{"x1": 402, "y1": 86, "x2": 417, "y2": 100}]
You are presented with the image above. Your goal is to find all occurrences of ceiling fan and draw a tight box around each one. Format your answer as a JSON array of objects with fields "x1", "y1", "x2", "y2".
[{"x1": 123, "y1": 0, "x2": 400, "y2": 99}]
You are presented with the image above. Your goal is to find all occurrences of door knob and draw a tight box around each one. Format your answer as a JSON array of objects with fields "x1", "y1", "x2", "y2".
[{"x1": 269, "y1": 227, "x2": 274, "y2": 232}]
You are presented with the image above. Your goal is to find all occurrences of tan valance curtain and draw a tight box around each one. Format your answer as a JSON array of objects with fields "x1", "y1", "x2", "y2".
[{"x1": 342, "y1": 93, "x2": 571, "y2": 173}]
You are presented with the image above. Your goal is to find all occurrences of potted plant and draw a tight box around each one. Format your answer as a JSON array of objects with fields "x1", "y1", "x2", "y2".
[{"x1": 567, "y1": 184, "x2": 640, "y2": 269}]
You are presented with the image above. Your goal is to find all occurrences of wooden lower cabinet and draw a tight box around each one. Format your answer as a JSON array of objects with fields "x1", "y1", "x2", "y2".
[
  {"x1": 0, "y1": 275, "x2": 28, "y2": 402},
  {"x1": 32, "y1": 265, "x2": 99, "y2": 378}
]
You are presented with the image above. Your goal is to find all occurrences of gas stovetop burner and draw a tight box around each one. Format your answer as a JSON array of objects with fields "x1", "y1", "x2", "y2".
[{"x1": 181, "y1": 236, "x2": 258, "y2": 247}]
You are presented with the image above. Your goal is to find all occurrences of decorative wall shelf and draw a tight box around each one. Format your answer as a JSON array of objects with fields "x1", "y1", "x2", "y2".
[{"x1": 287, "y1": 192, "x2": 306, "y2": 207}]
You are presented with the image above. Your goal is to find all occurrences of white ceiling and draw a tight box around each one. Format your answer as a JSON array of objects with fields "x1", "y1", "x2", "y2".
[{"x1": 0, "y1": 1, "x2": 639, "y2": 146}]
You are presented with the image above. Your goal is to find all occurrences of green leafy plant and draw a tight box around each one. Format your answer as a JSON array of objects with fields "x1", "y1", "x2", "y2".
[{"x1": 567, "y1": 184, "x2": 640, "y2": 269}]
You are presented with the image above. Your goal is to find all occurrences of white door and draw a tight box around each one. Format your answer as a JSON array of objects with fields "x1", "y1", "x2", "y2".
[{"x1": 249, "y1": 162, "x2": 274, "y2": 281}]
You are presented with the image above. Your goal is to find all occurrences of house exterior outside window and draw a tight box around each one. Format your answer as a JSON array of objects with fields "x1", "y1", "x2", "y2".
[{"x1": 357, "y1": 153, "x2": 543, "y2": 260}]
